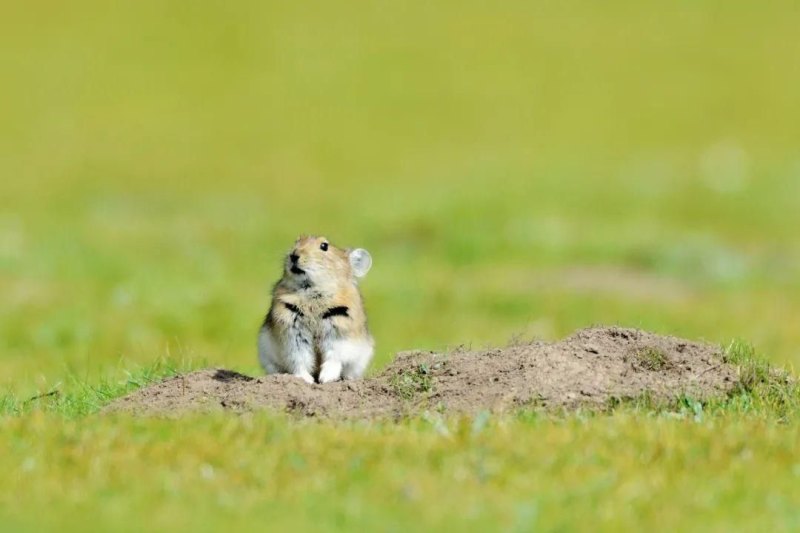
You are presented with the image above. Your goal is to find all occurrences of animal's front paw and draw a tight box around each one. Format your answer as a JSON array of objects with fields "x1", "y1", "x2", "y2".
[
  {"x1": 293, "y1": 371, "x2": 315, "y2": 384},
  {"x1": 318, "y1": 360, "x2": 343, "y2": 384}
]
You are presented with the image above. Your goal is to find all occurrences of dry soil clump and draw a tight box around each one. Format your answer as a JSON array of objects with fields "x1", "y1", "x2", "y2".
[{"x1": 104, "y1": 327, "x2": 738, "y2": 418}]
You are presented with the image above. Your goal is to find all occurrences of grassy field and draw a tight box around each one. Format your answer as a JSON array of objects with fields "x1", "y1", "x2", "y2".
[{"x1": 2, "y1": 1, "x2": 800, "y2": 530}]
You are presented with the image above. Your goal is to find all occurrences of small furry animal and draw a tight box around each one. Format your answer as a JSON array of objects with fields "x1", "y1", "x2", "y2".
[{"x1": 258, "y1": 235, "x2": 374, "y2": 384}]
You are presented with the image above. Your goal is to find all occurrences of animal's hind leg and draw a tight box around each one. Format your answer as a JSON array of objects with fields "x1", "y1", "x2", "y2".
[
  {"x1": 318, "y1": 359, "x2": 343, "y2": 384},
  {"x1": 339, "y1": 339, "x2": 374, "y2": 380},
  {"x1": 342, "y1": 356, "x2": 369, "y2": 380}
]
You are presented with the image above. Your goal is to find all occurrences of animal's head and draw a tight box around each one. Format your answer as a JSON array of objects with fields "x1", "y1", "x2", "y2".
[{"x1": 285, "y1": 235, "x2": 372, "y2": 287}]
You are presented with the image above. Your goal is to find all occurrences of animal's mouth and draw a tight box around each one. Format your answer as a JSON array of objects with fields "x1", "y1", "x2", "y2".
[{"x1": 290, "y1": 265, "x2": 306, "y2": 275}]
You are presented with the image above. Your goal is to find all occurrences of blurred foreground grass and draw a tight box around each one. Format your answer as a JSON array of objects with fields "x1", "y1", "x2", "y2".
[
  {"x1": 2, "y1": 411, "x2": 800, "y2": 532},
  {"x1": 1, "y1": 1, "x2": 799, "y2": 530}
]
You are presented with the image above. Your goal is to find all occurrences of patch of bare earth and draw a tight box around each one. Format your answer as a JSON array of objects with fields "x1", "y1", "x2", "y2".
[{"x1": 104, "y1": 327, "x2": 738, "y2": 419}]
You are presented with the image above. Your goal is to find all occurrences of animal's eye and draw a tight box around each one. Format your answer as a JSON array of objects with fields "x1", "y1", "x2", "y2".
[{"x1": 320, "y1": 242, "x2": 329, "y2": 252}]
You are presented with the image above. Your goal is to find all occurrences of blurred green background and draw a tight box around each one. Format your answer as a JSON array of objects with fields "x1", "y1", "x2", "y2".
[{"x1": 2, "y1": 0, "x2": 799, "y2": 395}]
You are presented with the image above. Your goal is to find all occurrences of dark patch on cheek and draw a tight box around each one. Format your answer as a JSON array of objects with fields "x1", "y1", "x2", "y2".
[
  {"x1": 284, "y1": 303, "x2": 304, "y2": 317},
  {"x1": 322, "y1": 306, "x2": 350, "y2": 319}
]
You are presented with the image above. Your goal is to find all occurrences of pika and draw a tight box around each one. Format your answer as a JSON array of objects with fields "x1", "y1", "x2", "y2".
[{"x1": 258, "y1": 235, "x2": 374, "y2": 384}]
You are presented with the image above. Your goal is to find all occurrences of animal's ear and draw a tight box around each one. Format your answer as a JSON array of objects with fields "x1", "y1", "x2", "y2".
[{"x1": 348, "y1": 248, "x2": 372, "y2": 278}]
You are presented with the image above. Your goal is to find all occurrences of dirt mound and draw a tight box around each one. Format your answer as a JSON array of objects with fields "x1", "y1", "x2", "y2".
[{"x1": 104, "y1": 327, "x2": 739, "y2": 418}]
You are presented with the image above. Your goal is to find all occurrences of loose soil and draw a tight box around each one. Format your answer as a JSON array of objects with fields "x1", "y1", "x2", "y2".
[{"x1": 104, "y1": 327, "x2": 739, "y2": 419}]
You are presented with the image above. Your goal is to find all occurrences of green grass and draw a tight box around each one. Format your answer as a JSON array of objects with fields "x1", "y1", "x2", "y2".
[
  {"x1": 3, "y1": 409, "x2": 800, "y2": 531},
  {"x1": 389, "y1": 362, "x2": 435, "y2": 401},
  {"x1": 0, "y1": 358, "x2": 190, "y2": 418},
  {"x1": 632, "y1": 347, "x2": 669, "y2": 371},
  {"x1": 2, "y1": 0, "x2": 800, "y2": 530}
]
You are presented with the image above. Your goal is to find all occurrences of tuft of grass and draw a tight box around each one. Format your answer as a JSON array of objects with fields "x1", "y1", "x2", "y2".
[
  {"x1": 725, "y1": 339, "x2": 772, "y2": 391},
  {"x1": 723, "y1": 339, "x2": 800, "y2": 420},
  {"x1": 390, "y1": 363, "x2": 434, "y2": 401},
  {"x1": 599, "y1": 341, "x2": 799, "y2": 421},
  {"x1": 0, "y1": 357, "x2": 193, "y2": 418},
  {"x1": 633, "y1": 347, "x2": 669, "y2": 371}
]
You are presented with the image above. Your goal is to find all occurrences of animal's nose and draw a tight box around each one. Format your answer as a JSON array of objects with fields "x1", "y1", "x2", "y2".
[{"x1": 290, "y1": 253, "x2": 299, "y2": 264}]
